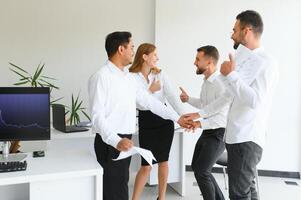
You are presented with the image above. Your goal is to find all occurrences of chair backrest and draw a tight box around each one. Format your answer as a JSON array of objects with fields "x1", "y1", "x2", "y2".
[{"x1": 216, "y1": 151, "x2": 227, "y2": 166}]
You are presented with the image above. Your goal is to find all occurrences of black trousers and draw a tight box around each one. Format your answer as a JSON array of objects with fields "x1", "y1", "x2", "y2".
[
  {"x1": 191, "y1": 128, "x2": 226, "y2": 200},
  {"x1": 226, "y1": 142, "x2": 262, "y2": 200},
  {"x1": 94, "y1": 133, "x2": 132, "y2": 200}
]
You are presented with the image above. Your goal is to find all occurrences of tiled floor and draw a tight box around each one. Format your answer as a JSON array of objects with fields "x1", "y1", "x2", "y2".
[{"x1": 129, "y1": 172, "x2": 301, "y2": 200}]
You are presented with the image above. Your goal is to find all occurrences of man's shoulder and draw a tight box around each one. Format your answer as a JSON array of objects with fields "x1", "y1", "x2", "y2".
[
  {"x1": 89, "y1": 65, "x2": 110, "y2": 83},
  {"x1": 127, "y1": 72, "x2": 139, "y2": 86},
  {"x1": 96, "y1": 64, "x2": 112, "y2": 75},
  {"x1": 256, "y1": 50, "x2": 276, "y2": 66}
]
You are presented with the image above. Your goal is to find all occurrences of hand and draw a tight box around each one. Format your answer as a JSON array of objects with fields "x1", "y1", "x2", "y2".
[
  {"x1": 179, "y1": 87, "x2": 189, "y2": 102},
  {"x1": 149, "y1": 79, "x2": 161, "y2": 93},
  {"x1": 183, "y1": 112, "x2": 200, "y2": 121},
  {"x1": 177, "y1": 115, "x2": 194, "y2": 130},
  {"x1": 151, "y1": 66, "x2": 161, "y2": 74},
  {"x1": 117, "y1": 138, "x2": 133, "y2": 152},
  {"x1": 220, "y1": 53, "x2": 235, "y2": 76},
  {"x1": 185, "y1": 121, "x2": 201, "y2": 133}
]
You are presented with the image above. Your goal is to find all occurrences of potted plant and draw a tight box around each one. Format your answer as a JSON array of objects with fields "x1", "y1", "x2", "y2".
[
  {"x1": 9, "y1": 62, "x2": 62, "y2": 152},
  {"x1": 65, "y1": 93, "x2": 91, "y2": 125},
  {"x1": 9, "y1": 62, "x2": 63, "y2": 104}
]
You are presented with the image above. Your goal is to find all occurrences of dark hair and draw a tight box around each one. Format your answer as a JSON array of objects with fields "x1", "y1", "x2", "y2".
[
  {"x1": 236, "y1": 10, "x2": 263, "y2": 36},
  {"x1": 105, "y1": 31, "x2": 132, "y2": 58},
  {"x1": 197, "y1": 45, "x2": 219, "y2": 65}
]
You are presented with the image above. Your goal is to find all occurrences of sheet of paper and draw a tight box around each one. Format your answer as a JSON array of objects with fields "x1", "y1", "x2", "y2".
[{"x1": 112, "y1": 146, "x2": 156, "y2": 167}]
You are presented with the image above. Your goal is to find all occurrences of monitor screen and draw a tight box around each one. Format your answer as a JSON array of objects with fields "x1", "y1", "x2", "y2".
[{"x1": 0, "y1": 87, "x2": 50, "y2": 141}]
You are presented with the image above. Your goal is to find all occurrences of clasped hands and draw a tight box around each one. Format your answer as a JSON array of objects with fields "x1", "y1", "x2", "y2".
[
  {"x1": 117, "y1": 112, "x2": 201, "y2": 152},
  {"x1": 177, "y1": 112, "x2": 201, "y2": 132}
]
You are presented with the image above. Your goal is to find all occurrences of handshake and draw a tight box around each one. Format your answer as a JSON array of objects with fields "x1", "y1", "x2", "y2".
[
  {"x1": 117, "y1": 112, "x2": 201, "y2": 152},
  {"x1": 178, "y1": 87, "x2": 202, "y2": 131},
  {"x1": 177, "y1": 112, "x2": 201, "y2": 131}
]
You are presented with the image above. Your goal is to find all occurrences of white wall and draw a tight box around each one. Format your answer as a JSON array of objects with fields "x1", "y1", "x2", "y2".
[
  {"x1": 156, "y1": 0, "x2": 301, "y2": 172},
  {"x1": 1, "y1": 0, "x2": 300, "y2": 173},
  {"x1": 0, "y1": 0, "x2": 155, "y2": 118}
]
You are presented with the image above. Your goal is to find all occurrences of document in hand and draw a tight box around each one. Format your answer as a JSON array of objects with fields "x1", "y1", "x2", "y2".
[
  {"x1": 112, "y1": 146, "x2": 157, "y2": 167},
  {"x1": 234, "y1": 44, "x2": 264, "y2": 85}
]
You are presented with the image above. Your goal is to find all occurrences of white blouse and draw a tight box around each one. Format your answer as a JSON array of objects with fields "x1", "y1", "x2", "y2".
[{"x1": 133, "y1": 71, "x2": 186, "y2": 115}]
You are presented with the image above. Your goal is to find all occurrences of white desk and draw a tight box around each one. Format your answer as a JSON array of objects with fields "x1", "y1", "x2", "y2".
[
  {"x1": 1, "y1": 126, "x2": 185, "y2": 199},
  {"x1": 52, "y1": 128, "x2": 186, "y2": 196},
  {"x1": 0, "y1": 134, "x2": 102, "y2": 200},
  {"x1": 52, "y1": 127, "x2": 186, "y2": 196}
]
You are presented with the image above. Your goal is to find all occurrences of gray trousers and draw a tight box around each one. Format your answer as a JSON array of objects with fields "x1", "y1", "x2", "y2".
[
  {"x1": 226, "y1": 142, "x2": 262, "y2": 200},
  {"x1": 191, "y1": 128, "x2": 226, "y2": 200}
]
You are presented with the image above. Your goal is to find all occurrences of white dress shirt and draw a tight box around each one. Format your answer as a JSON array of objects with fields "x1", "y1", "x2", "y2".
[
  {"x1": 88, "y1": 61, "x2": 180, "y2": 149},
  {"x1": 133, "y1": 71, "x2": 186, "y2": 115},
  {"x1": 188, "y1": 71, "x2": 229, "y2": 130},
  {"x1": 201, "y1": 46, "x2": 279, "y2": 148}
]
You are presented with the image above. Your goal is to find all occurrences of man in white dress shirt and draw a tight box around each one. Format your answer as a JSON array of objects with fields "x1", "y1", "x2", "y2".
[
  {"x1": 180, "y1": 45, "x2": 229, "y2": 200},
  {"x1": 186, "y1": 11, "x2": 279, "y2": 200},
  {"x1": 88, "y1": 31, "x2": 191, "y2": 200}
]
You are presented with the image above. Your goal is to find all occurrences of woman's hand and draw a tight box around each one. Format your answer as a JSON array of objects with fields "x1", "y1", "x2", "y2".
[
  {"x1": 149, "y1": 79, "x2": 161, "y2": 93},
  {"x1": 151, "y1": 66, "x2": 161, "y2": 74}
]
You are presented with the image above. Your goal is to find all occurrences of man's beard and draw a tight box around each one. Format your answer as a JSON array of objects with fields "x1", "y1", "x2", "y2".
[
  {"x1": 196, "y1": 68, "x2": 206, "y2": 75},
  {"x1": 233, "y1": 42, "x2": 240, "y2": 49}
]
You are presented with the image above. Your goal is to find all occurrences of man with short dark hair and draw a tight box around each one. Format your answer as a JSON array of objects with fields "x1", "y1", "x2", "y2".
[
  {"x1": 220, "y1": 10, "x2": 278, "y2": 200},
  {"x1": 186, "y1": 11, "x2": 278, "y2": 200},
  {"x1": 88, "y1": 31, "x2": 191, "y2": 200},
  {"x1": 180, "y1": 45, "x2": 229, "y2": 200}
]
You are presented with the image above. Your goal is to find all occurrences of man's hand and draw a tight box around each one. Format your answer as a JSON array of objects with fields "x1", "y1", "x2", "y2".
[
  {"x1": 177, "y1": 115, "x2": 194, "y2": 129},
  {"x1": 117, "y1": 138, "x2": 133, "y2": 152},
  {"x1": 185, "y1": 121, "x2": 201, "y2": 133},
  {"x1": 220, "y1": 53, "x2": 235, "y2": 76},
  {"x1": 183, "y1": 112, "x2": 200, "y2": 121},
  {"x1": 149, "y1": 79, "x2": 161, "y2": 93},
  {"x1": 179, "y1": 87, "x2": 189, "y2": 102}
]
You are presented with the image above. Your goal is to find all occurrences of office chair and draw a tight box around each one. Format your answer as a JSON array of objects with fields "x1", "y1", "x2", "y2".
[{"x1": 216, "y1": 151, "x2": 260, "y2": 199}]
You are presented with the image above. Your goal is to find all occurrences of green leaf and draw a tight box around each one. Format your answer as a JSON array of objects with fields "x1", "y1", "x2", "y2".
[
  {"x1": 75, "y1": 100, "x2": 83, "y2": 112},
  {"x1": 71, "y1": 94, "x2": 75, "y2": 110},
  {"x1": 20, "y1": 77, "x2": 30, "y2": 81},
  {"x1": 37, "y1": 82, "x2": 45, "y2": 87},
  {"x1": 13, "y1": 80, "x2": 30, "y2": 85},
  {"x1": 41, "y1": 75, "x2": 57, "y2": 80},
  {"x1": 75, "y1": 113, "x2": 80, "y2": 124},
  {"x1": 74, "y1": 94, "x2": 80, "y2": 109},
  {"x1": 33, "y1": 63, "x2": 44, "y2": 82},
  {"x1": 9, "y1": 68, "x2": 28, "y2": 79},
  {"x1": 70, "y1": 112, "x2": 74, "y2": 125},
  {"x1": 9, "y1": 62, "x2": 29, "y2": 74},
  {"x1": 39, "y1": 79, "x2": 59, "y2": 89},
  {"x1": 81, "y1": 110, "x2": 91, "y2": 121},
  {"x1": 50, "y1": 97, "x2": 64, "y2": 104}
]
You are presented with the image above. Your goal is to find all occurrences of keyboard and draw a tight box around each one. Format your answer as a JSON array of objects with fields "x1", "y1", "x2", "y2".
[{"x1": 0, "y1": 161, "x2": 27, "y2": 173}]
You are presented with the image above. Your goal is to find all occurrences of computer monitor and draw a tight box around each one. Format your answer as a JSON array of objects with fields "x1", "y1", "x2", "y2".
[{"x1": 0, "y1": 87, "x2": 50, "y2": 162}]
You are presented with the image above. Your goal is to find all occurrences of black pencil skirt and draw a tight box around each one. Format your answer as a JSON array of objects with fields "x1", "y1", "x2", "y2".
[{"x1": 138, "y1": 110, "x2": 175, "y2": 166}]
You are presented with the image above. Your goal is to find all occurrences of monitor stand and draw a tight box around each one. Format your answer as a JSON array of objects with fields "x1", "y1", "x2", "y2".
[{"x1": 0, "y1": 141, "x2": 27, "y2": 162}]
